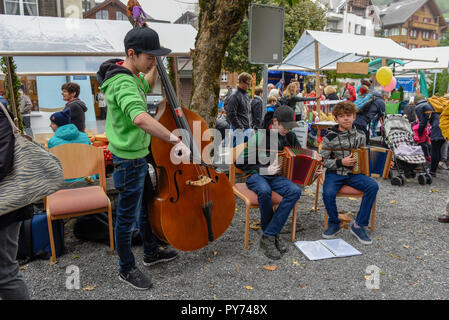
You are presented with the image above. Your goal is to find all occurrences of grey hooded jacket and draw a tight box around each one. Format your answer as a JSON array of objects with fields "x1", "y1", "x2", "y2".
[{"x1": 319, "y1": 125, "x2": 366, "y2": 176}]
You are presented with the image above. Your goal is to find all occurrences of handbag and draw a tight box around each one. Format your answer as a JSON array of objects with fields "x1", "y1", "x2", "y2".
[{"x1": 0, "y1": 102, "x2": 65, "y2": 216}]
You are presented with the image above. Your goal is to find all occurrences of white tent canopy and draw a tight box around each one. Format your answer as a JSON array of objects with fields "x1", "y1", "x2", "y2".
[
  {"x1": 278, "y1": 30, "x2": 439, "y2": 71},
  {"x1": 397, "y1": 47, "x2": 449, "y2": 71},
  {"x1": 0, "y1": 15, "x2": 197, "y2": 75}
]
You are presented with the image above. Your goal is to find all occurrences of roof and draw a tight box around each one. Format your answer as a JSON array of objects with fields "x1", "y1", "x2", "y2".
[
  {"x1": 277, "y1": 30, "x2": 438, "y2": 71},
  {"x1": 0, "y1": 14, "x2": 197, "y2": 75},
  {"x1": 398, "y1": 46, "x2": 449, "y2": 70},
  {"x1": 0, "y1": 14, "x2": 196, "y2": 57},
  {"x1": 379, "y1": 0, "x2": 446, "y2": 30}
]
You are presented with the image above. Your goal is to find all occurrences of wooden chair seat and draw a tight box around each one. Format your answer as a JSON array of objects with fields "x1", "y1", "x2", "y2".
[
  {"x1": 48, "y1": 186, "x2": 109, "y2": 217},
  {"x1": 233, "y1": 183, "x2": 283, "y2": 206},
  {"x1": 46, "y1": 143, "x2": 114, "y2": 262},
  {"x1": 337, "y1": 185, "x2": 364, "y2": 196}
]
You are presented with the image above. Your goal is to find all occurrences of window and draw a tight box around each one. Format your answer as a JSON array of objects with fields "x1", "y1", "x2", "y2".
[
  {"x1": 96, "y1": 10, "x2": 108, "y2": 20},
  {"x1": 390, "y1": 28, "x2": 399, "y2": 36},
  {"x1": 116, "y1": 11, "x2": 127, "y2": 20},
  {"x1": 423, "y1": 17, "x2": 431, "y2": 23},
  {"x1": 433, "y1": 32, "x2": 438, "y2": 40},
  {"x1": 410, "y1": 29, "x2": 417, "y2": 38},
  {"x1": 4, "y1": 0, "x2": 38, "y2": 16},
  {"x1": 360, "y1": 26, "x2": 366, "y2": 36},
  {"x1": 422, "y1": 31, "x2": 430, "y2": 39},
  {"x1": 408, "y1": 44, "x2": 418, "y2": 49},
  {"x1": 401, "y1": 28, "x2": 407, "y2": 35},
  {"x1": 355, "y1": 24, "x2": 361, "y2": 35},
  {"x1": 400, "y1": 42, "x2": 406, "y2": 47}
]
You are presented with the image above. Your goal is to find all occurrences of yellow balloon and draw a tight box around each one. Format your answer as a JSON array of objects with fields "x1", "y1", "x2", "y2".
[{"x1": 376, "y1": 66, "x2": 393, "y2": 87}]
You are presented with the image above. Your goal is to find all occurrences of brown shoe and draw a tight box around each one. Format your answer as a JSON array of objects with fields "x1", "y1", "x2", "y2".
[{"x1": 438, "y1": 215, "x2": 449, "y2": 223}]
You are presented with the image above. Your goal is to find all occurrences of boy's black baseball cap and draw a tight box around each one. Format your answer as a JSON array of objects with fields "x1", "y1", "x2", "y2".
[
  {"x1": 124, "y1": 27, "x2": 171, "y2": 56},
  {"x1": 273, "y1": 105, "x2": 299, "y2": 129}
]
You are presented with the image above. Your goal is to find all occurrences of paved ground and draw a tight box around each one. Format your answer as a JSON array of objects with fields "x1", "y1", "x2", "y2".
[{"x1": 19, "y1": 157, "x2": 449, "y2": 302}]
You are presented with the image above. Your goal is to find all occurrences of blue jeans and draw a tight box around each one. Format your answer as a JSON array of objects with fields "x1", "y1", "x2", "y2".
[
  {"x1": 322, "y1": 173, "x2": 378, "y2": 227},
  {"x1": 112, "y1": 155, "x2": 158, "y2": 272},
  {"x1": 246, "y1": 174, "x2": 301, "y2": 236}
]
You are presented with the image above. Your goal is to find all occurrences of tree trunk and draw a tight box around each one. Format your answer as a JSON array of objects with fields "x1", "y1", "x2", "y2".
[{"x1": 190, "y1": 0, "x2": 251, "y2": 127}]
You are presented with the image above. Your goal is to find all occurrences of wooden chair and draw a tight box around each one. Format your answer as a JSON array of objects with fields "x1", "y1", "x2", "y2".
[
  {"x1": 229, "y1": 144, "x2": 298, "y2": 249},
  {"x1": 46, "y1": 144, "x2": 114, "y2": 262},
  {"x1": 314, "y1": 174, "x2": 376, "y2": 231}
]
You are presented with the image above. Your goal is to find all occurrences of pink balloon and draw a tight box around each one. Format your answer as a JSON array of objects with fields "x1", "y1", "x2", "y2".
[{"x1": 382, "y1": 77, "x2": 397, "y2": 92}]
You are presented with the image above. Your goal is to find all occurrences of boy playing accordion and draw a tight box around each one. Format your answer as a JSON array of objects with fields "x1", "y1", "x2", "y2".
[{"x1": 320, "y1": 101, "x2": 379, "y2": 245}]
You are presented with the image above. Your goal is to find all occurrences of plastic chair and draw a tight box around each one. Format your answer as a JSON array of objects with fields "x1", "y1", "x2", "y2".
[
  {"x1": 46, "y1": 144, "x2": 114, "y2": 262},
  {"x1": 314, "y1": 173, "x2": 376, "y2": 231},
  {"x1": 229, "y1": 144, "x2": 298, "y2": 249}
]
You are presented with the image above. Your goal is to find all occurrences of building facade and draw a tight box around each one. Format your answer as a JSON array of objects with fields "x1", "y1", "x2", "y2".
[
  {"x1": 321, "y1": 0, "x2": 381, "y2": 36},
  {"x1": 1, "y1": 0, "x2": 83, "y2": 17},
  {"x1": 379, "y1": 0, "x2": 448, "y2": 48}
]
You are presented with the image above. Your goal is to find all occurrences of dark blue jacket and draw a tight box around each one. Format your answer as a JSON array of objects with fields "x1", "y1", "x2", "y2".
[
  {"x1": 354, "y1": 91, "x2": 385, "y2": 127},
  {"x1": 415, "y1": 100, "x2": 444, "y2": 142}
]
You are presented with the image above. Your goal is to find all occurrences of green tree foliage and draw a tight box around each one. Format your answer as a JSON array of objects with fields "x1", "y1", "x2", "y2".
[
  {"x1": 222, "y1": 0, "x2": 326, "y2": 81},
  {"x1": 0, "y1": 57, "x2": 23, "y2": 132}
]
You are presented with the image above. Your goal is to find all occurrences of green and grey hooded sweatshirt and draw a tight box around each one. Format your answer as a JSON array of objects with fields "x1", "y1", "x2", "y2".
[
  {"x1": 319, "y1": 125, "x2": 366, "y2": 176},
  {"x1": 97, "y1": 58, "x2": 151, "y2": 160}
]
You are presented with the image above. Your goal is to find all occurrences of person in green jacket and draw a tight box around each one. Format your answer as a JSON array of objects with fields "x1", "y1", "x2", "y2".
[{"x1": 96, "y1": 27, "x2": 190, "y2": 290}]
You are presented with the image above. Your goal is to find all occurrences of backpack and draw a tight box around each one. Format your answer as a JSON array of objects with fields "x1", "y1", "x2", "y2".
[
  {"x1": 439, "y1": 102, "x2": 449, "y2": 140},
  {"x1": 17, "y1": 211, "x2": 65, "y2": 263},
  {"x1": 427, "y1": 96, "x2": 449, "y2": 113},
  {"x1": 354, "y1": 93, "x2": 374, "y2": 112},
  {"x1": 73, "y1": 213, "x2": 142, "y2": 246}
]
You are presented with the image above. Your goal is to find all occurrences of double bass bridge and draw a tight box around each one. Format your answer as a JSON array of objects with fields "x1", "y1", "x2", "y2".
[{"x1": 185, "y1": 175, "x2": 212, "y2": 187}]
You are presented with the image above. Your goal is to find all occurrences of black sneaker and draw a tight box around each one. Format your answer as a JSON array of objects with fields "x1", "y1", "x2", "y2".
[
  {"x1": 118, "y1": 267, "x2": 153, "y2": 290},
  {"x1": 275, "y1": 235, "x2": 288, "y2": 254},
  {"x1": 143, "y1": 247, "x2": 178, "y2": 267},
  {"x1": 260, "y1": 235, "x2": 281, "y2": 260}
]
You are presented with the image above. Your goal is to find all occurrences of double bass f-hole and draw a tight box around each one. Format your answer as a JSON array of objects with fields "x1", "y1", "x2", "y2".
[{"x1": 169, "y1": 170, "x2": 183, "y2": 203}]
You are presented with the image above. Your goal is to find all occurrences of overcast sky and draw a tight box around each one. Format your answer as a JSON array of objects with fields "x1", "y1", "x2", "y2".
[{"x1": 119, "y1": 0, "x2": 198, "y2": 23}]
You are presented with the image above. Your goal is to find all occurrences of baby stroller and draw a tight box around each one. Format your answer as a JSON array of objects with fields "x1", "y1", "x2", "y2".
[{"x1": 382, "y1": 114, "x2": 431, "y2": 186}]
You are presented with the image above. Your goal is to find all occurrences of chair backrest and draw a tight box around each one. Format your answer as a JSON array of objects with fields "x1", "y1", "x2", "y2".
[
  {"x1": 229, "y1": 143, "x2": 247, "y2": 186},
  {"x1": 49, "y1": 143, "x2": 107, "y2": 191}
]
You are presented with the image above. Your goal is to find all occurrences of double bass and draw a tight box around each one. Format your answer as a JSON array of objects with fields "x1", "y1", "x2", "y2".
[{"x1": 147, "y1": 56, "x2": 236, "y2": 251}]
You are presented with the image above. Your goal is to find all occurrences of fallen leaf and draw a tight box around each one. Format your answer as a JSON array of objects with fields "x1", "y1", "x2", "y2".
[
  {"x1": 364, "y1": 275, "x2": 372, "y2": 280},
  {"x1": 19, "y1": 265, "x2": 28, "y2": 271},
  {"x1": 263, "y1": 265, "x2": 278, "y2": 271},
  {"x1": 403, "y1": 245, "x2": 410, "y2": 249},
  {"x1": 416, "y1": 256, "x2": 423, "y2": 260},
  {"x1": 235, "y1": 265, "x2": 240, "y2": 273},
  {"x1": 250, "y1": 220, "x2": 261, "y2": 230},
  {"x1": 390, "y1": 200, "x2": 398, "y2": 204},
  {"x1": 162, "y1": 294, "x2": 169, "y2": 297},
  {"x1": 206, "y1": 258, "x2": 211, "y2": 262},
  {"x1": 348, "y1": 197, "x2": 357, "y2": 201},
  {"x1": 299, "y1": 283, "x2": 307, "y2": 289},
  {"x1": 213, "y1": 251, "x2": 218, "y2": 257},
  {"x1": 390, "y1": 253, "x2": 401, "y2": 260},
  {"x1": 379, "y1": 270, "x2": 386, "y2": 275},
  {"x1": 292, "y1": 259, "x2": 300, "y2": 266},
  {"x1": 82, "y1": 285, "x2": 97, "y2": 291},
  {"x1": 246, "y1": 285, "x2": 254, "y2": 290},
  {"x1": 72, "y1": 255, "x2": 80, "y2": 260},
  {"x1": 430, "y1": 189, "x2": 439, "y2": 193}
]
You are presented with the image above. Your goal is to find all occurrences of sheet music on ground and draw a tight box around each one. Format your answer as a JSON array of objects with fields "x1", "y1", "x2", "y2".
[{"x1": 294, "y1": 238, "x2": 362, "y2": 261}]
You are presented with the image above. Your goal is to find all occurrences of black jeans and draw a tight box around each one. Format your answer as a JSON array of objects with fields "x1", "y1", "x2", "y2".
[{"x1": 430, "y1": 140, "x2": 445, "y2": 173}]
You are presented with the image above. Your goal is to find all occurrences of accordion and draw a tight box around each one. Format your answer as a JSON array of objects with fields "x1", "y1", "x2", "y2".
[
  {"x1": 352, "y1": 147, "x2": 393, "y2": 178},
  {"x1": 278, "y1": 147, "x2": 321, "y2": 186}
]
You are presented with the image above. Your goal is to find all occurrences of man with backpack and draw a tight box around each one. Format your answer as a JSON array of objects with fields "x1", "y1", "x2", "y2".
[
  {"x1": 0, "y1": 105, "x2": 32, "y2": 300},
  {"x1": 353, "y1": 86, "x2": 385, "y2": 144}
]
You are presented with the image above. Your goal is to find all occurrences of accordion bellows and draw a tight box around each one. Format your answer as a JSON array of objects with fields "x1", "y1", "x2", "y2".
[{"x1": 278, "y1": 147, "x2": 321, "y2": 186}]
